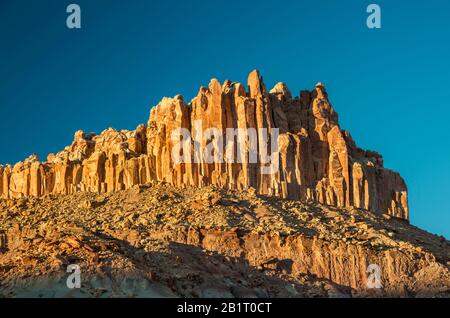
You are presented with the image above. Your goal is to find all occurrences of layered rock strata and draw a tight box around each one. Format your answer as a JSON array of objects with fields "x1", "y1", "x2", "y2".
[{"x1": 0, "y1": 70, "x2": 408, "y2": 219}]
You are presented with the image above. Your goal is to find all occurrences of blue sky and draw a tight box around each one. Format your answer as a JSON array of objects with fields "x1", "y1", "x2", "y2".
[{"x1": 0, "y1": 0, "x2": 449, "y2": 237}]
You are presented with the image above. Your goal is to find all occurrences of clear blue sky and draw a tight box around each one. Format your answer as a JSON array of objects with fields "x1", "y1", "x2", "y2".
[{"x1": 0, "y1": 0, "x2": 449, "y2": 238}]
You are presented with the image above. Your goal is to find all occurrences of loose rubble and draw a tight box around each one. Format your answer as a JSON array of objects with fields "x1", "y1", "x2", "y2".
[{"x1": 0, "y1": 182, "x2": 448, "y2": 298}]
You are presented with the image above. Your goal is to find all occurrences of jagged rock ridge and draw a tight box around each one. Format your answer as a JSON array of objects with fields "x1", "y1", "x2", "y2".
[{"x1": 0, "y1": 70, "x2": 408, "y2": 219}]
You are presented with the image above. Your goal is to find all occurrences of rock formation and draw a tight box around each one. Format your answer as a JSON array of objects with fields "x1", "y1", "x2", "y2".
[
  {"x1": 0, "y1": 183, "x2": 448, "y2": 297},
  {"x1": 0, "y1": 70, "x2": 408, "y2": 220}
]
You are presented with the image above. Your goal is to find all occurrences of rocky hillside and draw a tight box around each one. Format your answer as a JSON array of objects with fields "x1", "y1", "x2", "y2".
[
  {"x1": 0, "y1": 70, "x2": 407, "y2": 219},
  {"x1": 0, "y1": 71, "x2": 445, "y2": 298},
  {"x1": 0, "y1": 182, "x2": 448, "y2": 297}
]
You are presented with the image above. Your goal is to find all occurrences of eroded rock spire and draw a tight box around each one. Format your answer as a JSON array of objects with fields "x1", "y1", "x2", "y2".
[{"x1": 0, "y1": 70, "x2": 408, "y2": 220}]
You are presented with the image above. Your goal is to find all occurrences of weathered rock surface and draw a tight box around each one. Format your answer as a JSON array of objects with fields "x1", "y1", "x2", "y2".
[
  {"x1": 0, "y1": 183, "x2": 447, "y2": 298},
  {"x1": 0, "y1": 70, "x2": 408, "y2": 220}
]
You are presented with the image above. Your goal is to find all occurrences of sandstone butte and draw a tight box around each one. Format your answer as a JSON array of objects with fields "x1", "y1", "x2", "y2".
[{"x1": 0, "y1": 70, "x2": 408, "y2": 220}]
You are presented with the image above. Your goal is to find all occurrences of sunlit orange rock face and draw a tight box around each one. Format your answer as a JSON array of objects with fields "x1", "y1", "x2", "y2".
[{"x1": 0, "y1": 70, "x2": 408, "y2": 220}]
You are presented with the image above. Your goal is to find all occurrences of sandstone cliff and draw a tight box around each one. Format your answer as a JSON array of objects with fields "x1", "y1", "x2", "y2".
[{"x1": 0, "y1": 70, "x2": 408, "y2": 220}]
